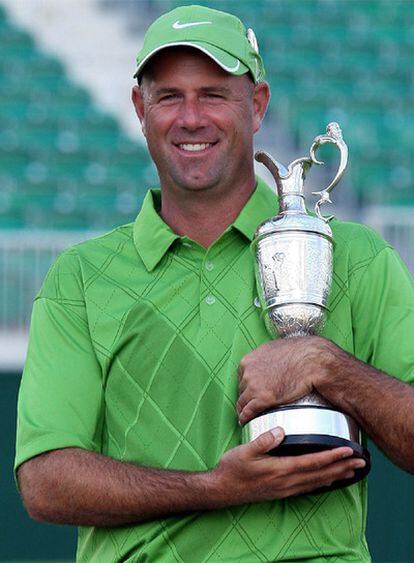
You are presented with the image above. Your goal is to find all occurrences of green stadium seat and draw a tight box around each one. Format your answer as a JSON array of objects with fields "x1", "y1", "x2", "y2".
[
  {"x1": 0, "y1": 2, "x2": 155, "y2": 231},
  {"x1": 1, "y1": 0, "x2": 413, "y2": 228}
]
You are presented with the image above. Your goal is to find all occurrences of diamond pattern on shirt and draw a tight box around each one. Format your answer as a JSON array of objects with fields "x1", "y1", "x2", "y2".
[{"x1": 19, "y1": 182, "x2": 408, "y2": 562}]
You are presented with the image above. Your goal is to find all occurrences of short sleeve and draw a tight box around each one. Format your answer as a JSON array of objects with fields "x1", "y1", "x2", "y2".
[
  {"x1": 14, "y1": 250, "x2": 105, "y2": 476},
  {"x1": 350, "y1": 246, "x2": 414, "y2": 385}
]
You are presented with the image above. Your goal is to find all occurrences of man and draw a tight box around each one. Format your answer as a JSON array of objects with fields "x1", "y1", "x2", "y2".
[{"x1": 15, "y1": 5, "x2": 414, "y2": 562}]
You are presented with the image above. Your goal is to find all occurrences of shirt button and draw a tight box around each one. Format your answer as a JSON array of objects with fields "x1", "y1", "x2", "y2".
[
  {"x1": 254, "y1": 297, "x2": 261, "y2": 308},
  {"x1": 205, "y1": 295, "x2": 216, "y2": 305},
  {"x1": 205, "y1": 260, "x2": 214, "y2": 272}
]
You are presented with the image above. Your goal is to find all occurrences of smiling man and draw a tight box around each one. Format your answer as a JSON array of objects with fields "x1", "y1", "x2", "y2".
[
  {"x1": 15, "y1": 5, "x2": 414, "y2": 562},
  {"x1": 131, "y1": 46, "x2": 269, "y2": 247}
]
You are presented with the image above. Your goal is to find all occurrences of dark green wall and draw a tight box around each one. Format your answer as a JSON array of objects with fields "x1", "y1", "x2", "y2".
[
  {"x1": 367, "y1": 443, "x2": 414, "y2": 562},
  {"x1": 1, "y1": 373, "x2": 76, "y2": 561},
  {"x1": 3, "y1": 372, "x2": 414, "y2": 562}
]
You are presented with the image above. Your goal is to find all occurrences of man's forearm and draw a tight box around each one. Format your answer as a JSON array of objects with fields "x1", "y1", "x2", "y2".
[
  {"x1": 18, "y1": 447, "x2": 219, "y2": 527},
  {"x1": 316, "y1": 340, "x2": 414, "y2": 473},
  {"x1": 18, "y1": 430, "x2": 364, "y2": 527}
]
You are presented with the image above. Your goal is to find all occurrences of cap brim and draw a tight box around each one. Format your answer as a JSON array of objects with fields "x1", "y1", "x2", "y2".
[{"x1": 133, "y1": 41, "x2": 249, "y2": 79}]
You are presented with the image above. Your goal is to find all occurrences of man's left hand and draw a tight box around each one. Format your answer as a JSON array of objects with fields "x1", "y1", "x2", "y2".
[{"x1": 237, "y1": 336, "x2": 335, "y2": 425}]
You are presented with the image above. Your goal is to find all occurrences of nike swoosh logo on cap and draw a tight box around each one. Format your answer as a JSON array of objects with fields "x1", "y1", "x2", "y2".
[
  {"x1": 172, "y1": 20, "x2": 212, "y2": 29},
  {"x1": 220, "y1": 60, "x2": 240, "y2": 72}
]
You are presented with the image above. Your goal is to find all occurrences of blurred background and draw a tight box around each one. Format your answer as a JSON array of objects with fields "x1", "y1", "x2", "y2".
[{"x1": 1, "y1": 0, "x2": 414, "y2": 561}]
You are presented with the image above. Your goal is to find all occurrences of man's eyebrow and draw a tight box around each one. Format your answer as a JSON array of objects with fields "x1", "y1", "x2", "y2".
[
  {"x1": 153, "y1": 87, "x2": 181, "y2": 96},
  {"x1": 152, "y1": 86, "x2": 233, "y2": 96},
  {"x1": 200, "y1": 86, "x2": 232, "y2": 94}
]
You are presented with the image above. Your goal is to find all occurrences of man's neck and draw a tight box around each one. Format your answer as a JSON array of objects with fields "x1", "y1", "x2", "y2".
[{"x1": 160, "y1": 179, "x2": 256, "y2": 248}]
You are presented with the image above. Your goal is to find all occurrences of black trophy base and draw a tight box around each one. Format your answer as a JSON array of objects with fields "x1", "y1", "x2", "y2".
[{"x1": 269, "y1": 434, "x2": 371, "y2": 493}]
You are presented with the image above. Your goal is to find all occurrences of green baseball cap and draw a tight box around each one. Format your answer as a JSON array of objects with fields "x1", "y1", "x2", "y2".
[{"x1": 134, "y1": 5, "x2": 265, "y2": 84}]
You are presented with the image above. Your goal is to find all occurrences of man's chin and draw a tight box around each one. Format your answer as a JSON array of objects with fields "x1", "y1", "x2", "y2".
[{"x1": 173, "y1": 175, "x2": 221, "y2": 193}]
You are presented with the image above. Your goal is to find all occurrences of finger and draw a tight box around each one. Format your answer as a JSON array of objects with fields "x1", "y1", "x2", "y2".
[
  {"x1": 302, "y1": 457, "x2": 365, "y2": 486},
  {"x1": 274, "y1": 446, "x2": 355, "y2": 476},
  {"x1": 279, "y1": 458, "x2": 365, "y2": 498},
  {"x1": 238, "y1": 375, "x2": 247, "y2": 395},
  {"x1": 286, "y1": 458, "x2": 366, "y2": 497},
  {"x1": 246, "y1": 427, "x2": 285, "y2": 457},
  {"x1": 239, "y1": 398, "x2": 264, "y2": 425},
  {"x1": 236, "y1": 389, "x2": 250, "y2": 417}
]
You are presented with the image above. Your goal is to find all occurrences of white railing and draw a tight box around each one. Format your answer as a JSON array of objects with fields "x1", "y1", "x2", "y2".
[
  {"x1": 364, "y1": 206, "x2": 414, "y2": 274},
  {"x1": 1, "y1": 213, "x2": 413, "y2": 369},
  {"x1": 0, "y1": 230, "x2": 99, "y2": 329},
  {"x1": 0, "y1": 230, "x2": 99, "y2": 370}
]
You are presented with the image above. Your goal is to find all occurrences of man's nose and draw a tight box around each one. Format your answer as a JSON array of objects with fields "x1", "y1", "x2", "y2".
[{"x1": 177, "y1": 97, "x2": 206, "y2": 130}]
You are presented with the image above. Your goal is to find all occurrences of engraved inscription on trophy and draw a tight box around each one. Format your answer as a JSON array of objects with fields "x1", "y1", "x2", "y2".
[{"x1": 246, "y1": 122, "x2": 370, "y2": 492}]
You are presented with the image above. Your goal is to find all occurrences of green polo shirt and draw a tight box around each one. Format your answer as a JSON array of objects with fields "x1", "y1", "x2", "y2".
[{"x1": 15, "y1": 178, "x2": 414, "y2": 562}]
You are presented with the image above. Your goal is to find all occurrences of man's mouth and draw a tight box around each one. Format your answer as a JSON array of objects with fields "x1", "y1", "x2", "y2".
[{"x1": 176, "y1": 142, "x2": 216, "y2": 152}]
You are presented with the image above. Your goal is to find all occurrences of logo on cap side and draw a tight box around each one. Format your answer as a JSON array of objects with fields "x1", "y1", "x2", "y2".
[
  {"x1": 247, "y1": 28, "x2": 259, "y2": 53},
  {"x1": 219, "y1": 60, "x2": 240, "y2": 73},
  {"x1": 172, "y1": 20, "x2": 212, "y2": 29}
]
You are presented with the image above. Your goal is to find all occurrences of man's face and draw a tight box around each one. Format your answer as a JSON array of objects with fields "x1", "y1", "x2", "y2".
[{"x1": 132, "y1": 48, "x2": 269, "y2": 196}]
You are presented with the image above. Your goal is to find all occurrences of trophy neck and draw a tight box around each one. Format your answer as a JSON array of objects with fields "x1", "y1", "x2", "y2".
[
  {"x1": 277, "y1": 159, "x2": 308, "y2": 214},
  {"x1": 278, "y1": 194, "x2": 307, "y2": 214}
]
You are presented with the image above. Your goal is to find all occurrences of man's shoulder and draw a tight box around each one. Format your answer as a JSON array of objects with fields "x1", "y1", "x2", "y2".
[
  {"x1": 331, "y1": 217, "x2": 390, "y2": 261},
  {"x1": 58, "y1": 222, "x2": 135, "y2": 265},
  {"x1": 37, "y1": 223, "x2": 136, "y2": 300},
  {"x1": 73, "y1": 222, "x2": 134, "y2": 254}
]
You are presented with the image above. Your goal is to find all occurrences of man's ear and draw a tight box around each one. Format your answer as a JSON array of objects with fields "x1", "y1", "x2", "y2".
[
  {"x1": 132, "y1": 85, "x2": 146, "y2": 136},
  {"x1": 252, "y1": 81, "x2": 270, "y2": 134}
]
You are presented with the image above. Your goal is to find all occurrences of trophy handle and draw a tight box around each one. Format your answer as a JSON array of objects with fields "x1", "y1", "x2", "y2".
[
  {"x1": 255, "y1": 151, "x2": 312, "y2": 199},
  {"x1": 254, "y1": 151, "x2": 284, "y2": 196},
  {"x1": 309, "y1": 122, "x2": 349, "y2": 222}
]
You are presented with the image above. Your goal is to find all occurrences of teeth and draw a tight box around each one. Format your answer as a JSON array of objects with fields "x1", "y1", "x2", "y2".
[{"x1": 179, "y1": 143, "x2": 212, "y2": 152}]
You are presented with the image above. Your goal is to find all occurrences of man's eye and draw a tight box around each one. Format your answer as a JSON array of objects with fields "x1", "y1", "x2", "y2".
[
  {"x1": 159, "y1": 94, "x2": 179, "y2": 103},
  {"x1": 200, "y1": 93, "x2": 225, "y2": 103}
]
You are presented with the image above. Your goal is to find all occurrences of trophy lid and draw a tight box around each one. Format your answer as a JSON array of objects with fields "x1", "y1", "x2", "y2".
[{"x1": 253, "y1": 122, "x2": 348, "y2": 243}]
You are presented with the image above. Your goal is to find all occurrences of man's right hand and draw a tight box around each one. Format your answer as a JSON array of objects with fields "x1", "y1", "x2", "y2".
[{"x1": 211, "y1": 427, "x2": 366, "y2": 503}]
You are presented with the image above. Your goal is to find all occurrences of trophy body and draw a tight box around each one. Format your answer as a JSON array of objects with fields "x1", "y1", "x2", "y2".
[{"x1": 247, "y1": 123, "x2": 370, "y2": 490}]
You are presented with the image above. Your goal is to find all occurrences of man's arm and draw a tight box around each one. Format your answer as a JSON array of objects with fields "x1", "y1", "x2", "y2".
[
  {"x1": 18, "y1": 427, "x2": 364, "y2": 527},
  {"x1": 237, "y1": 336, "x2": 414, "y2": 473}
]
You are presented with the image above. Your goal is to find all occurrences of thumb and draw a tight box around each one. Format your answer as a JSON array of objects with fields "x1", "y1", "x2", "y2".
[{"x1": 247, "y1": 427, "x2": 285, "y2": 457}]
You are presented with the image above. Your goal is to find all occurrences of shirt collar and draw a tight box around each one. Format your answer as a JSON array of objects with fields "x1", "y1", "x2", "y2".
[
  {"x1": 133, "y1": 189, "x2": 180, "y2": 272},
  {"x1": 133, "y1": 178, "x2": 278, "y2": 271}
]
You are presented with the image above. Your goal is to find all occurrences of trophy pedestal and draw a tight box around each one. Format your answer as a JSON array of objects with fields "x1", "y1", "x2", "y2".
[{"x1": 246, "y1": 405, "x2": 371, "y2": 492}]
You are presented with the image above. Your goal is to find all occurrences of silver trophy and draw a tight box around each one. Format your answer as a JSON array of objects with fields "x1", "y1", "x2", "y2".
[{"x1": 247, "y1": 122, "x2": 370, "y2": 490}]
